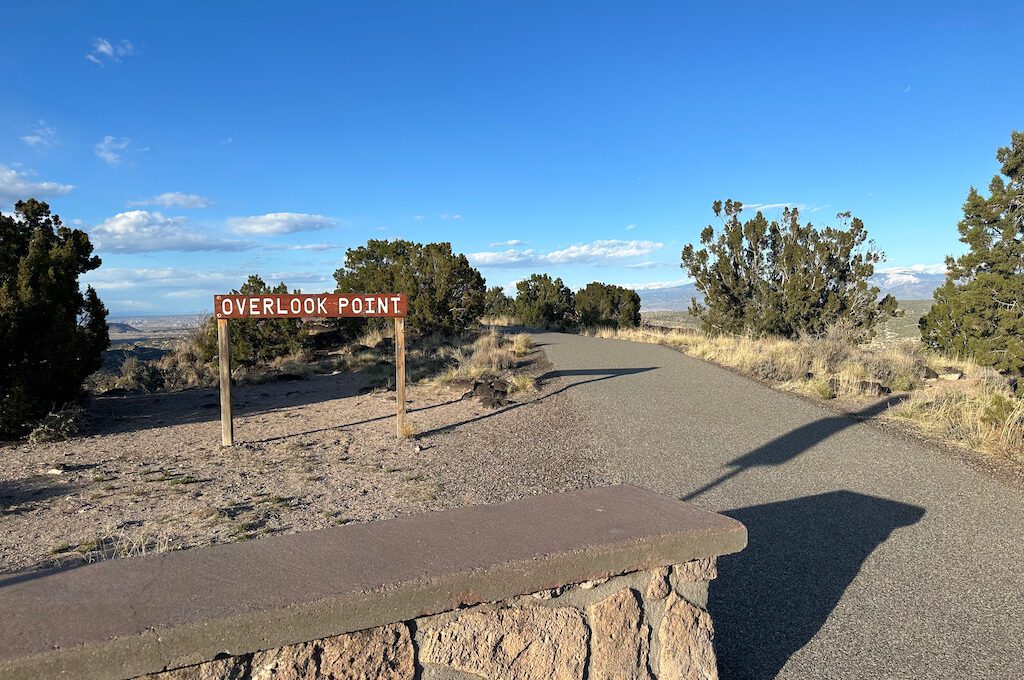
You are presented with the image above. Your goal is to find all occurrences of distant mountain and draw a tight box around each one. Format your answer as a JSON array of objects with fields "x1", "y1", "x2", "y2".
[
  {"x1": 637, "y1": 283, "x2": 700, "y2": 312},
  {"x1": 870, "y1": 267, "x2": 946, "y2": 300},
  {"x1": 636, "y1": 266, "x2": 945, "y2": 312}
]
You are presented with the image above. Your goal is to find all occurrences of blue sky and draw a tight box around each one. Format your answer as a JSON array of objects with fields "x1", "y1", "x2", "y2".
[{"x1": 2, "y1": 2, "x2": 1021, "y2": 315}]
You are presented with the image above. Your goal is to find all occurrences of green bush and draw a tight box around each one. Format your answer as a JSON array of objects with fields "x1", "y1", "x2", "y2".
[
  {"x1": 333, "y1": 240, "x2": 486, "y2": 335},
  {"x1": 202, "y1": 276, "x2": 308, "y2": 366},
  {"x1": 920, "y1": 131, "x2": 1024, "y2": 375},
  {"x1": 483, "y1": 286, "x2": 515, "y2": 318},
  {"x1": 575, "y1": 282, "x2": 641, "y2": 328},
  {"x1": 0, "y1": 199, "x2": 109, "y2": 437},
  {"x1": 514, "y1": 274, "x2": 575, "y2": 328},
  {"x1": 681, "y1": 200, "x2": 898, "y2": 339}
]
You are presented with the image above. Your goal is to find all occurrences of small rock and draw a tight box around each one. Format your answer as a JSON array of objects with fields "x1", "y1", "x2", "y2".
[
  {"x1": 939, "y1": 371, "x2": 963, "y2": 381},
  {"x1": 803, "y1": 372, "x2": 815, "y2": 380},
  {"x1": 922, "y1": 367, "x2": 939, "y2": 380},
  {"x1": 45, "y1": 466, "x2": 65, "y2": 475}
]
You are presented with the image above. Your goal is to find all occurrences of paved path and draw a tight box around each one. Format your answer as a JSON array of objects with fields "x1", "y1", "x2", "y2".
[{"x1": 529, "y1": 331, "x2": 1024, "y2": 679}]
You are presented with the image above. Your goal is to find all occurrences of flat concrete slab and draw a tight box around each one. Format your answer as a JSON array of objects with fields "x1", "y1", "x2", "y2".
[{"x1": 0, "y1": 484, "x2": 745, "y2": 679}]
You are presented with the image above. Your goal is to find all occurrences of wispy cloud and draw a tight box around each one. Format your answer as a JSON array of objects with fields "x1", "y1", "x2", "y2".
[
  {"x1": 20, "y1": 120, "x2": 58, "y2": 148},
  {"x1": 468, "y1": 239, "x2": 664, "y2": 268},
  {"x1": 94, "y1": 136, "x2": 133, "y2": 165},
  {"x1": 227, "y1": 212, "x2": 336, "y2": 235},
  {"x1": 624, "y1": 261, "x2": 672, "y2": 270},
  {"x1": 286, "y1": 243, "x2": 339, "y2": 251},
  {"x1": 0, "y1": 164, "x2": 74, "y2": 205},
  {"x1": 490, "y1": 239, "x2": 526, "y2": 247},
  {"x1": 413, "y1": 215, "x2": 427, "y2": 221},
  {"x1": 86, "y1": 38, "x2": 135, "y2": 66},
  {"x1": 740, "y1": 202, "x2": 804, "y2": 212},
  {"x1": 440, "y1": 212, "x2": 462, "y2": 220},
  {"x1": 128, "y1": 192, "x2": 211, "y2": 208},
  {"x1": 625, "y1": 223, "x2": 636, "y2": 230},
  {"x1": 91, "y1": 210, "x2": 254, "y2": 253}
]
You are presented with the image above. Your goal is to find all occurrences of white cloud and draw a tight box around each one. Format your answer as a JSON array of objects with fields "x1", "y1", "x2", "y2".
[
  {"x1": 625, "y1": 261, "x2": 671, "y2": 269},
  {"x1": 91, "y1": 210, "x2": 254, "y2": 253},
  {"x1": 468, "y1": 239, "x2": 664, "y2": 268},
  {"x1": 741, "y1": 202, "x2": 804, "y2": 212},
  {"x1": 470, "y1": 249, "x2": 538, "y2": 266},
  {"x1": 0, "y1": 164, "x2": 75, "y2": 204},
  {"x1": 287, "y1": 243, "x2": 339, "y2": 251},
  {"x1": 21, "y1": 120, "x2": 58, "y2": 148},
  {"x1": 625, "y1": 223, "x2": 636, "y2": 230},
  {"x1": 227, "y1": 212, "x2": 335, "y2": 235},
  {"x1": 490, "y1": 239, "x2": 526, "y2": 247},
  {"x1": 545, "y1": 240, "x2": 662, "y2": 263},
  {"x1": 440, "y1": 212, "x2": 462, "y2": 220},
  {"x1": 86, "y1": 38, "x2": 135, "y2": 65},
  {"x1": 128, "y1": 192, "x2": 211, "y2": 208},
  {"x1": 413, "y1": 215, "x2": 427, "y2": 221},
  {"x1": 95, "y1": 136, "x2": 132, "y2": 165}
]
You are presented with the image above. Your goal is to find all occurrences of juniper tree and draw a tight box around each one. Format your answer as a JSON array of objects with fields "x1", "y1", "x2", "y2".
[
  {"x1": 0, "y1": 199, "x2": 109, "y2": 436},
  {"x1": 199, "y1": 275, "x2": 308, "y2": 365},
  {"x1": 514, "y1": 274, "x2": 575, "y2": 328},
  {"x1": 681, "y1": 200, "x2": 897, "y2": 339},
  {"x1": 333, "y1": 240, "x2": 486, "y2": 335},
  {"x1": 575, "y1": 282, "x2": 641, "y2": 328},
  {"x1": 920, "y1": 131, "x2": 1024, "y2": 374},
  {"x1": 483, "y1": 286, "x2": 515, "y2": 318}
]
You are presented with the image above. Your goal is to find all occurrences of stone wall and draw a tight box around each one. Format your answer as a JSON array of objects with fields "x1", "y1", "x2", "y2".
[{"x1": 144, "y1": 558, "x2": 719, "y2": 680}]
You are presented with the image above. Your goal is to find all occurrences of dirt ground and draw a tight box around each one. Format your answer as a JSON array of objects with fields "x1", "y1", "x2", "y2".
[{"x1": 0, "y1": 349, "x2": 606, "y2": 575}]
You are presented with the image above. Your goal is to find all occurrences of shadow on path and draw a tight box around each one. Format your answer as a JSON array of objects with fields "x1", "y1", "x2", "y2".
[
  {"x1": 683, "y1": 397, "x2": 905, "y2": 502},
  {"x1": 711, "y1": 491, "x2": 925, "y2": 679},
  {"x1": 413, "y1": 367, "x2": 657, "y2": 438}
]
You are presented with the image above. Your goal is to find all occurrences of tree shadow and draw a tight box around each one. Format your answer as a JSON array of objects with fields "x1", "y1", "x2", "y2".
[
  {"x1": 711, "y1": 491, "x2": 925, "y2": 679},
  {"x1": 0, "y1": 476, "x2": 77, "y2": 513},
  {"x1": 683, "y1": 397, "x2": 906, "y2": 502},
  {"x1": 413, "y1": 366, "x2": 658, "y2": 438}
]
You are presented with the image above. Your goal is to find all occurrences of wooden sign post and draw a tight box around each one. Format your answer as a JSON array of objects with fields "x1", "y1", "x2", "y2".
[{"x1": 214, "y1": 293, "x2": 409, "y2": 446}]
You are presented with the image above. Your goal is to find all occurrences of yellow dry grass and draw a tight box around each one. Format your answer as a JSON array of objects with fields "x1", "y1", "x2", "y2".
[
  {"x1": 586, "y1": 325, "x2": 1022, "y2": 462},
  {"x1": 432, "y1": 330, "x2": 531, "y2": 387}
]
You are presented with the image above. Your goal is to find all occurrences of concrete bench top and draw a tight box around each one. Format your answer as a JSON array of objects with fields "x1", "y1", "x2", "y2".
[{"x1": 0, "y1": 484, "x2": 746, "y2": 679}]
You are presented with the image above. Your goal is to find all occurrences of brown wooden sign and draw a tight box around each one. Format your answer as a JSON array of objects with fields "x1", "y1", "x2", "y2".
[
  {"x1": 215, "y1": 293, "x2": 407, "y2": 319},
  {"x1": 212, "y1": 292, "x2": 409, "y2": 446}
]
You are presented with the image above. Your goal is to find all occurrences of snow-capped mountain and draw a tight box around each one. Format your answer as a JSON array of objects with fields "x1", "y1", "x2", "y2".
[{"x1": 871, "y1": 265, "x2": 946, "y2": 300}]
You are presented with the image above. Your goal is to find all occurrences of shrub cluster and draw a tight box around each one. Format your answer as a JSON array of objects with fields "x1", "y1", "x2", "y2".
[{"x1": 681, "y1": 201, "x2": 898, "y2": 339}]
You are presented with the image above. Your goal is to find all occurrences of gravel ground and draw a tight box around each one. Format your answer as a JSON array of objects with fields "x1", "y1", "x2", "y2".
[{"x1": 0, "y1": 348, "x2": 606, "y2": 575}]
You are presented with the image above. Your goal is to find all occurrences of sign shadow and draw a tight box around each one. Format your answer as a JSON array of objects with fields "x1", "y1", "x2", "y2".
[{"x1": 710, "y1": 490, "x2": 925, "y2": 679}]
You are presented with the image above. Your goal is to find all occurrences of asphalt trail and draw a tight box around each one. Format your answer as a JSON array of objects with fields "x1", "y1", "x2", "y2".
[{"x1": 530, "y1": 330, "x2": 1024, "y2": 680}]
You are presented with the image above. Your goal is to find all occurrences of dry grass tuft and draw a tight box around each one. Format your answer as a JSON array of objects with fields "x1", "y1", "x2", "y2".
[
  {"x1": 432, "y1": 330, "x2": 531, "y2": 388},
  {"x1": 481, "y1": 315, "x2": 520, "y2": 327},
  {"x1": 508, "y1": 333, "x2": 534, "y2": 356},
  {"x1": 28, "y1": 404, "x2": 86, "y2": 444}
]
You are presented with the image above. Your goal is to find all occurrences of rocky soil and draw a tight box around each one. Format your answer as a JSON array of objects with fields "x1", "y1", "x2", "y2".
[{"x1": 0, "y1": 348, "x2": 606, "y2": 575}]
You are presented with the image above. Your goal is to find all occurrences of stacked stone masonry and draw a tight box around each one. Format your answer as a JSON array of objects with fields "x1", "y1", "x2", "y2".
[{"x1": 143, "y1": 558, "x2": 719, "y2": 680}]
